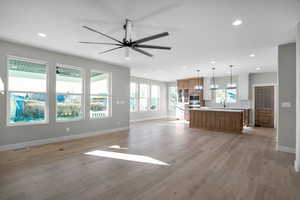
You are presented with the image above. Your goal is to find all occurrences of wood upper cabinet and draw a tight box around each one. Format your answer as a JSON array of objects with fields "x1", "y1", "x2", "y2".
[
  {"x1": 177, "y1": 80, "x2": 184, "y2": 89},
  {"x1": 188, "y1": 78, "x2": 198, "y2": 89},
  {"x1": 177, "y1": 79, "x2": 189, "y2": 89},
  {"x1": 177, "y1": 77, "x2": 205, "y2": 105},
  {"x1": 183, "y1": 80, "x2": 189, "y2": 89},
  {"x1": 177, "y1": 78, "x2": 203, "y2": 90}
]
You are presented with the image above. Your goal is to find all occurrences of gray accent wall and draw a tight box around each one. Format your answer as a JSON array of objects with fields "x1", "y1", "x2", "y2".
[
  {"x1": 0, "y1": 40, "x2": 130, "y2": 147},
  {"x1": 278, "y1": 43, "x2": 296, "y2": 150},
  {"x1": 296, "y1": 22, "x2": 300, "y2": 172},
  {"x1": 130, "y1": 76, "x2": 168, "y2": 121}
]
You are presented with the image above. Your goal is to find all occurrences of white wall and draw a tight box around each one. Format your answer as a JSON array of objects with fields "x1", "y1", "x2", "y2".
[
  {"x1": 130, "y1": 76, "x2": 168, "y2": 122},
  {"x1": 0, "y1": 40, "x2": 130, "y2": 149}
]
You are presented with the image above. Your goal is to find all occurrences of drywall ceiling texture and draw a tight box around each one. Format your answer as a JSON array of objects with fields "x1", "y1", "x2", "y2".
[
  {"x1": 0, "y1": 40, "x2": 130, "y2": 147},
  {"x1": 277, "y1": 43, "x2": 296, "y2": 152},
  {"x1": 0, "y1": 0, "x2": 300, "y2": 81}
]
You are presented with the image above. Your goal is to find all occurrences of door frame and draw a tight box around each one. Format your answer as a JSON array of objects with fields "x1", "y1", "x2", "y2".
[{"x1": 252, "y1": 83, "x2": 277, "y2": 129}]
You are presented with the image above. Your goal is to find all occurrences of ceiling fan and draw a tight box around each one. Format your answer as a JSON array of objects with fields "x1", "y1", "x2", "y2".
[{"x1": 79, "y1": 19, "x2": 171, "y2": 58}]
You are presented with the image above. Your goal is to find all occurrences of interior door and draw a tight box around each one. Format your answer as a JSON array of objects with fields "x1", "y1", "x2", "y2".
[{"x1": 255, "y1": 86, "x2": 274, "y2": 128}]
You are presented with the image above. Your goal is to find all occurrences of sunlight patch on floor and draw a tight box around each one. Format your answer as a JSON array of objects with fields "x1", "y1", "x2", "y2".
[
  {"x1": 108, "y1": 145, "x2": 128, "y2": 150},
  {"x1": 85, "y1": 150, "x2": 169, "y2": 166}
]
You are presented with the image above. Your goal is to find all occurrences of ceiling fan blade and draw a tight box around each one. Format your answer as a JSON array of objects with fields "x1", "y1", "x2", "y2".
[
  {"x1": 134, "y1": 44, "x2": 171, "y2": 50},
  {"x1": 131, "y1": 47, "x2": 153, "y2": 57},
  {"x1": 98, "y1": 46, "x2": 124, "y2": 55},
  {"x1": 79, "y1": 41, "x2": 122, "y2": 46},
  {"x1": 83, "y1": 26, "x2": 123, "y2": 44},
  {"x1": 132, "y1": 32, "x2": 169, "y2": 44}
]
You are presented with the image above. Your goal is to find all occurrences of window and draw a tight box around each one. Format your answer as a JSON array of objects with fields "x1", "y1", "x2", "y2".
[
  {"x1": 139, "y1": 84, "x2": 149, "y2": 111},
  {"x1": 168, "y1": 86, "x2": 177, "y2": 112},
  {"x1": 226, "y1": 89, "x2": 237, "y2": 103},
  {"x1": 150, "y1": 85, "x2": 160, "y2": 111},
  {"x1": 0, "y1": 77, "x2": 4, "y2": 94},
  {"x1": 90, "y1": 71, "x2": 111, "y2": 118},
  {"x1": 56, "y1": 65, "x2": 83, "y2": 121},
  {"x1": 215, "y1": 89, "x2": 237, "y2": 104},
  {"x1": 7, "y1": 57, "x2": 48, "y2": 125},
  {"x1": 215, "y1": 89, "x2": 226, "y2": 104},
  {"x1": 130, "y1": 82, "x2": 137, "y2": 112}
]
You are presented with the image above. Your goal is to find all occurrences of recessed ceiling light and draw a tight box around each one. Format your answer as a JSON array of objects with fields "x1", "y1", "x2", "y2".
[
  {"x1": 249, "y1": 54, "x2": 255, "y2": 58},
  {"x1": 232, "y1": 19, "x2": 243, "y2": 26},
  {"x1": 37, "y1": 33, "x2": 47, "y2": 37},
  {"x1": 143, "y1": 73, "x2": 147, "y2": 76},
  {"x1": 256, "y1": 67, "x2": 261, "y2": 71},
  {"x1": 211, "y1": 61, "x2": 216, "y2": 65},
  {"x1": 182, "y1": 66, "x2": 187, "y2": 69}
]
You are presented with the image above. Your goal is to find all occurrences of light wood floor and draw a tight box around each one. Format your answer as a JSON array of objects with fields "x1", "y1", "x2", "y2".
[{"x1": 0, "y1": 120, "x2": 299, "y2": 200}]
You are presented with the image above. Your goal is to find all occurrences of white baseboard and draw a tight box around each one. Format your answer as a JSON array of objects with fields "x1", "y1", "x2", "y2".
[
  {"x1": 0, "y1": 126, "x2": 129, "y2": 152},
  {"x1": 295, "y1": 160, "x2": 300, "y2": 172},
  {"x1": 276, "y1": 145, "x2": 296, "y2": 153},
  {"x1": 130, "y1": 116, "x2": 168, "y2": 123}
]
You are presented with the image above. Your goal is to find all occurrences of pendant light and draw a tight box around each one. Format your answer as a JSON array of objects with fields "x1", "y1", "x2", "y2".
[
  {"x1": 210, "y1": 67, "x2": 218, "y2": 90},
  {"x1": 227, "y1": 65, "x2": 237, "y2": 89},
  {"x1": 194, "y1": 69, "x2": 203, "y2": 91},
  {"x1": 0, "y1": 77, "x2": 4, "y2": 94}
]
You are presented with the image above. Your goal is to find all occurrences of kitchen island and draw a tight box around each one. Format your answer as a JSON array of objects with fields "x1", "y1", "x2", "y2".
[{"x1": 189, "y1": 108, "x2": 244, "y2": 133}]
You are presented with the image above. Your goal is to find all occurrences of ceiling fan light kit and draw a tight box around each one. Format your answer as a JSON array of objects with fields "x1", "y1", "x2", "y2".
[{"x1": 79, "y1": 19, "x2": 171, "y2": 58}]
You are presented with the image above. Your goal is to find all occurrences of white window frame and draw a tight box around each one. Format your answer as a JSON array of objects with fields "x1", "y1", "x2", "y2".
[
  {"x1": 89, "y1": 70, "x2": 112, "y2": 119},
  {"x1": 55, "y1": 63, "x2": 85, "y2": 122},
  {"x1": 150, "y1": 84, "x2": 160, "y2": 112},
  {"x1": 139, "y1": 83, "x2": 149, "y2": 112},
  {"x1": 130, "y1": 82, "x2": 138, "y2": 112},
  {"x1": 6, "y1": 55, "x2": 49, "y2": 126},
  {"x1": 168, "y1": 86, "x2": 178, "y2": 112}
]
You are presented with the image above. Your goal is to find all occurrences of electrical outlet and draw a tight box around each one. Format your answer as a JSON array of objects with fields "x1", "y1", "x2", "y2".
[
  {"x1": 116, "y1": 121, "x2": 121, "y2": 125},
  {"x1": 281, "y1": 102, "x2": 292, "y2": 108},
  {"x1": 66, "y1": 128, "x2": 70, "y2": 132}
]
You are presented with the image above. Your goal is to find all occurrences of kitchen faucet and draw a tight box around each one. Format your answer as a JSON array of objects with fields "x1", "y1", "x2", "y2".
[{"x1": 221, "y1": 99, "x2": 226, "y2": 108}]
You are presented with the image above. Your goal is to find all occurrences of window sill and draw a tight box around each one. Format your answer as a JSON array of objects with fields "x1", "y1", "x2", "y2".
[
  {"x1": 56, "y1": 118, "x2": 84, "y2": 123},
  {"x1": 89, "y1": 116, "x2": 112, "y2": 120},
  {"x1": 7, "y1": 120, "x2": 49, "y2": 127}
]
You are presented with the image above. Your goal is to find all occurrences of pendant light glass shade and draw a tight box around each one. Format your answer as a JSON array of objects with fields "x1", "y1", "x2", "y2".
[
  {"x1": 210, "y1": 67, "x2": 218, "y2": 90},
  {"x1": 0, "y1": 77, "x2": 4, "y2": 94},
  {"x1": 194, "y1": 69, "x2": 203, "y2": 91},
  {"x1": 226, "y1": 65, "x2": 237, "y2": 89}
]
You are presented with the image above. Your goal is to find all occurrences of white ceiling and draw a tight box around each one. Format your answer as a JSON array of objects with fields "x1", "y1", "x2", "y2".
[{"x1": 0, "y1": 0, "x2": 300, "y2": 81}]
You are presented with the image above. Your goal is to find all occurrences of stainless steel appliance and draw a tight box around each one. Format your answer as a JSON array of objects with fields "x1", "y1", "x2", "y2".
[{"x1": 189, "y1": 95, "x2": 200, "y2": 105}]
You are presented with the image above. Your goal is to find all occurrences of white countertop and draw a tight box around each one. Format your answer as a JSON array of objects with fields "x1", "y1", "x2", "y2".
[{"x1": 190, "y1": 107, "x2": 244, "y2": 112}]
